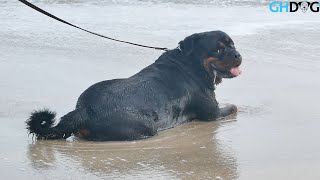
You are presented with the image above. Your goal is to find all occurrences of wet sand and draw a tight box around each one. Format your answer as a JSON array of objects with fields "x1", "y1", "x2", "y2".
[{"x1": 1, "y1": 0, "x2": 320, "y2": 179}]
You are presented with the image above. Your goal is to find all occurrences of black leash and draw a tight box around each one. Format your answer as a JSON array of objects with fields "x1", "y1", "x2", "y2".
[{"x1": 18, "y1": 0, "x2": 169, "y2": 51}]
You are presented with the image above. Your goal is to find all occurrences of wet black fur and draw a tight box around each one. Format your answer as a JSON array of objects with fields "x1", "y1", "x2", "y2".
[
  {"x1": 26, "y1": 109, "x2": 56, "y2": 137},
  {"x1": 26, "y1": 31, "x2": 241, "y2": 141}
]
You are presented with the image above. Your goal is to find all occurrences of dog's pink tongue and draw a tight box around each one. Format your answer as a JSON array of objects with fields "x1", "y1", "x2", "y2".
[{"x1": 230, "y1": 67, "x2": 242, "y2": 77}]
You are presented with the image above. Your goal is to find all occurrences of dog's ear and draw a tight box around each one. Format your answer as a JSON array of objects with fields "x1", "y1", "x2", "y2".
[{"x1": 179, "y1": 34, "x2": 199, "y2": 56}]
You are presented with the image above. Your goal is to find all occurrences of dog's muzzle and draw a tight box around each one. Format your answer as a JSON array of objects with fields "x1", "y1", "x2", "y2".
[{"x1": 210, "y1": 64, "x2": 242, "y2": 78}]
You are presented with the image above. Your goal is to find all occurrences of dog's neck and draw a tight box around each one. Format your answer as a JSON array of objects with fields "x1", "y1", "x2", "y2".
[{"x1": 155, "y1": 49, "x2": 215, "y2": 90}]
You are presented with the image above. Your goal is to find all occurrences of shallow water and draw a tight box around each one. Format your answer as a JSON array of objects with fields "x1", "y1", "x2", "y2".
[{"x1": 1, "y1": 0, "x2": 320, "y2": 179}]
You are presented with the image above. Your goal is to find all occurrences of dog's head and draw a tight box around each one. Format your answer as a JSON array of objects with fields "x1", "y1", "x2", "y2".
[{"x1": 179, "y1": 31, "x2": 242, "y2": 84}]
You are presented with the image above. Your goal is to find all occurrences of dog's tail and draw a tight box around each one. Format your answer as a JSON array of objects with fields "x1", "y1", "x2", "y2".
[{"x1": 26, "y1": 108, "x2": 89, "y2": 139}]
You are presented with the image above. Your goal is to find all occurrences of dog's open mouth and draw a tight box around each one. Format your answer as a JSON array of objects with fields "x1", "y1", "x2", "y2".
[
  {"x1": 229, "y1": 66, "x2": 242, "y2": 77},
  {"x1": 211, "y1": 64, "x2": 242, "y2": 78}
]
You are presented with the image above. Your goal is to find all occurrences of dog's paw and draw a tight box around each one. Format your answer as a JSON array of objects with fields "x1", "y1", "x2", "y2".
[
  {"x1": 229, "y1": 104, "x2": 238, "y2": 114},
  {"x1": 219, "y1": 104, "x2": 238, "y2": 118}
]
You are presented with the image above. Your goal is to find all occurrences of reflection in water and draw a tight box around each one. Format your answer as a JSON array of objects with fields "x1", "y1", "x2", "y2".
[
  {"x1": 28, "y1": 142, "x2": 56, "y2": 170},
  {"x1": 28, "y1": 119, "x2": 238, "y2": 179}
]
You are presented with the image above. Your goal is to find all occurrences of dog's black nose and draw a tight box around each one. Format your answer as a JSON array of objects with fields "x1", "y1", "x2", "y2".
[
  {"x1": 234, "y1": 51, "x2": 242, "y2": 64},
  {"x1": 234, "y1": 52, "x2": 241, "y2": 59}
]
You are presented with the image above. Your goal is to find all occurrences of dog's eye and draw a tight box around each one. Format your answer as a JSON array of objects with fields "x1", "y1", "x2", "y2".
[{"x1": 217, "y1": 48, "x2": 224, "y2": 54}]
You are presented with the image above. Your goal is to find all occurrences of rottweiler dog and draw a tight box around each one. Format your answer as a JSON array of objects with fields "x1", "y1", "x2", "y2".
[{"x1": 26, "y1": 30, "x2": 242, "y2": 141}]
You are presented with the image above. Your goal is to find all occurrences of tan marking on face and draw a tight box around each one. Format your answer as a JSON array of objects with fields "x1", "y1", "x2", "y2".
[
  {"x1": 218, "y1": 41, "x2": 225, "y2": 48},
  {"x1": 203, "y1": 56, "x2": 232, "y2": 84},
  {"x1": 203, "y1": 57, "x2": 219, "y2": 81},
  {"x1": 203, "y1": 57, "x2": 217, "y2": 73},
  {"x1": 205, "y1": 57, "x2": 230, "y2": 70}
]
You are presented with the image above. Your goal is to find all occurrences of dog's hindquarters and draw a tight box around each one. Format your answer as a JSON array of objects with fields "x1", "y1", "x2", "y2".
[{"x1": 26, "y1": 108, "x2": 91, "y2": 139}]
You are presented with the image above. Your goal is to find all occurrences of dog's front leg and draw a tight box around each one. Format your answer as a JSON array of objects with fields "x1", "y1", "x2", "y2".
[{"x1": 218, "y1": 104, "x2": 238, "y2": 118}]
